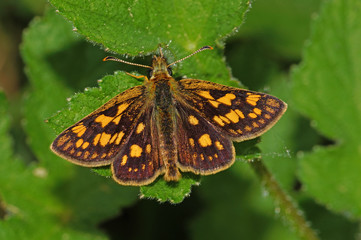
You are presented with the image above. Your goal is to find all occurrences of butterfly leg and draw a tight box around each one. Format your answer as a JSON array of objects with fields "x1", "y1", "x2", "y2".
[{"x1": 126, "y1": 72, "x2": 148, "y2": 81}]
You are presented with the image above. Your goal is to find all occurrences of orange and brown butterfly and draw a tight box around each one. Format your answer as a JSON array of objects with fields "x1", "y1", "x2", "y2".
[{"x1": 50, "y1": 46, "x2": 287, "y2": 186}]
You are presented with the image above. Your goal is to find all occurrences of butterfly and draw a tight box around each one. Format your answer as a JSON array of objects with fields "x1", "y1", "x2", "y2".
[{"x1": 51, "y1": 46, "x2": 287, "y2": 186}]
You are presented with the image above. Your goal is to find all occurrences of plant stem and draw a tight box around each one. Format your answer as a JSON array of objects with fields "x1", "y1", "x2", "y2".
[
  {"x1": 0, "y1": 196, "x2": 7, "y2": 219},
  {"x1": 250, "y1": 158, "x2": 319, "y2": 240}
]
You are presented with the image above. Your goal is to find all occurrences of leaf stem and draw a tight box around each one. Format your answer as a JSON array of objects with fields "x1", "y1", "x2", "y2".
[{"x1": 249, "y1": 158, "x2": 319, "y2": 240}]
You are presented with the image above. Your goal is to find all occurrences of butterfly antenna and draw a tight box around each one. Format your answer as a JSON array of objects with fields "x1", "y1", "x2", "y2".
[
  {"x1": 103, "y1": 56, "x2": 153, "y2": 69},
  {"x1": 167, "y1": 46, "x2": 213, "y2": 67}
]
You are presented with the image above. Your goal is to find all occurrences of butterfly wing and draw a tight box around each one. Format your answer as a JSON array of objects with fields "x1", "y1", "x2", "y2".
[
  {"x1": 51, "y1": 85, "x2": 164, "y2": 185},
  {"x1": 111, "y1": 106, "x2": 165, "y2": 185},
  {"x1": 177, "y1": 79, "x2": 287, "y2": 141},
  {"x1": 175, "y1": 100, "x2": 235, "y2": 175},
  {"x1": 51, "y1": 86, "x2": 147, "y2": 167},
  {"x1": 173, "y1": 79, "x2": 287, "y2": 175}
]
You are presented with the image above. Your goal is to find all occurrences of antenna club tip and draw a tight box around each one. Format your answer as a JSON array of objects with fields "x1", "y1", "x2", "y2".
[
  {"x1": 103, "y1": 56, "x2": 110, "y2": 62},
  {"x1": 203, "y1": 46, "x2": 213, "y2": 50}
]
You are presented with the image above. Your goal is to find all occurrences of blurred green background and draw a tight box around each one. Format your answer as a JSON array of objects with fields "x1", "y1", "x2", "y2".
[{"x1": 1, "y1": 0, "x2": 361, "y2": 239}]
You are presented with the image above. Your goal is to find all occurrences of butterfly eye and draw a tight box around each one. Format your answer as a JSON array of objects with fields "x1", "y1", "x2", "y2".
[
  {"x1": 148, "y1": 70, "x2": 153, "y2": 78},
  {"x1": 167, "y1": 68, "x2": 173, "y2": 76}
]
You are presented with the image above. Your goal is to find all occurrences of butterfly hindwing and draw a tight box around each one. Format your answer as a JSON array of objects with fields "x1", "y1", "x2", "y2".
[
  {"x1": 175, "y1": 101, "x2": 235, "y2": 175},
  {"x1": 51, "y1": 86, "x2": 147, "y2": 166},
  {"x1": 111, "y1": 106, "x2": 165, "y2": 185},
  {"x1": 178, "y1": 79, "x2": 287, "y2": 141}
]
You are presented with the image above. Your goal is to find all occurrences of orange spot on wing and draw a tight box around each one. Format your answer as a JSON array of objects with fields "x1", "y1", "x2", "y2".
[
  {"x1": 258, "y1": 119, "x2": 265, "y2": 124},
  {"x1": 254, "y1": 108, "x2": 262, "y2": 115},
  {"x1": 217, "y1": 93, "x2": 236, "y2": 106},
  {"x1": 121, "y1": 155, "x2": 128, "y2": 166},
  {"x1": 215, "y1": 141, "x2": 224, "y2": 150},
  {"x1": 72, "y1": 124, "x2": 86, "y2": 137},
  {"x1": 63, "y1": 141, "x2": 73, "y2": 151},
  {"x1": 83, "y1": 151, "x2": 90, "y2": 158},
  {"x1": 209, "y1": 100, "x2": 220, "y2": 108},
  {"x1": 265, "y1": 106, "x2": 275, "y2": 114},
  {"x1": 266, "y1": 98, "x2": 280, "y2": 107},
  {"x1": 198, "y1": 134, "x2": 212, "y2": 147},
  {"x1": 225, "y1": 110, "x2": 240, "y2": 123},
  {"x1": 248, "y1": 113, "x2": 257, "y2": 118},
  {"x1": 146, "y1": 144, "x2": 151, "y2": 153},
  {"x1": 235, "y1": 109, "x2": 245, "y2": 119},
  {"x1": 116, "y1": 103, "x2": 130, "y2": 115},
  {"x1": 219, "y1": 115, "x2": 231, "y2": 124},
  {"x1": 246, "y1": 94, "x2": 261, "y2": 106},
  {"x1": 76, "y1": 139, "x2": 83, "y2": 148},
  {"x1": 130, "y1": 144, "x2": 142, "y2": 157},
  {"x1": 213, "y1": 115, "x2": 225, "y2": 126},
  {"x1": 95, "y1": 115, "x2": 114, "y2": 127},
  {"x1": 93, "y1": 134, "x2": 101, "y2": 146},
  {"x1": 188, "y1": 115, "x2": 199, "y2": 125},
  {"x1": 109, "y1": 133, "x2": 118, "y2": 144},
  {"x1": 197, "y1": 91, "x2": 214, "y2": 100},
  {"x1": 82, "y1": 141, "x2": 89, "y2": 149},
  {"x1": 136, "y1": 123, "x2": 145, "y2": 133},
  {"x1": 244, "y1": 126, "x2": 252, "y2": 132},
  {"x1": 112, "y1": 115, "x2": 122, "y2": 125},
  {"x1": 115, "y1": 132, "x2": 125, "y2": 145},
  {"x1": 56, "y1": 135, "x2": 70, "y2": 146},
  {"x1": 99, "y1": 133, "x2": 111, "y2": 146}
]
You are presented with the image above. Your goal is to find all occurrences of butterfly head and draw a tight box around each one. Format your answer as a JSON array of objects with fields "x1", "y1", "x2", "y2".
[{"x1": 149, "y1": 56, "x2": 173, "y2": 79}]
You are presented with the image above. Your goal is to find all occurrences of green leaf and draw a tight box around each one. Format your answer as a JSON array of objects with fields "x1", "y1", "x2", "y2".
[
  {"x1": 48, "y1": 0, "x2": 252, "y2": 85},
  {"x1": 0, "y1": 93, "x2": 13, "y2": 173},
  {"x1": 258, "y1": 74, "x2": 298, "y2": 191},
  {"x1": 49, "y1": 0, "x2": 250, "y2": 55},
  {"x1": 0, "y1": 92, "x2": 104, "y2": 239},
  {"x1": 44, "y1": 0, "x2": 253, "y2": 202},
  {"x1": 140, "y1": 173, "x2": 201, "y2": 203},
  {"x1": 236, "y1": 0, "x2": 322, "y2": 59},
  {"x1": 189, "y1": 165, "x2": 301, "y2": 240},
  {"x1": 291, "y1": 0, "x2": 361, "y2": 217}
]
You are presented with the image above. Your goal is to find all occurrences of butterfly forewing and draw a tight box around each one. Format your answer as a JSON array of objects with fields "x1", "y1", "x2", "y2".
[
  {"x1": 178, "y1": 79, "x2": 287, "y2": 141},
  {"x1": 175, "y1": 101, "x2": 235, "y2": 175},
  {"x1": 51, "y1": 86, "x2": 147, "y2": 166}
]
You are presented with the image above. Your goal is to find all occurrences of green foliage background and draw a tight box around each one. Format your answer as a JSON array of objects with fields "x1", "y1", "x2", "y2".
[{"x1": 1, "y1": 0, "x2": 361, "y2": 239}]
